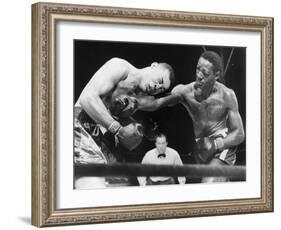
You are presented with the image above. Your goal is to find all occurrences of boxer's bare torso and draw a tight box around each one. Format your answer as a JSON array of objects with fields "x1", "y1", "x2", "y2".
[
  {"x1": 76, "y1": 58, "x2": 172, "y2": 129},
  {"x1": 173, "y1": 82, "x2": 236, "y2": 139},
  {"x1": 104, "y1": 77, "x2": 148, "y2": 114},
  {"x1": 76, "y1": 59, "x2": 146, "y2": 109}
]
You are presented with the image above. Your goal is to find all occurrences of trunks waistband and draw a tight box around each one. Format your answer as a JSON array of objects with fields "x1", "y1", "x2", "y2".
[{"x1": 195, "y1": 128, "x2": 228, "y2": 142}]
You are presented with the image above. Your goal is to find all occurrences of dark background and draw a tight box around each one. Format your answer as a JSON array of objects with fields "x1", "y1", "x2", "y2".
[{"x1": 74, "y1": 40, "x2": 246, "y2": 166}]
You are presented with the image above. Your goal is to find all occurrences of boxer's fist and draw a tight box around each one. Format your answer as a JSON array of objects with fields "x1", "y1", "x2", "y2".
[
  {"x1": 117, "y1": 122, "x2": 144, "y2": 150},
  {"x1": 194, "y1": 137, "x2": 217, "y2": 163}
]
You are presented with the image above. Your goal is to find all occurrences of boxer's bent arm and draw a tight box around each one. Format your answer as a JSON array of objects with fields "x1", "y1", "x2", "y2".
[
  {"x1": 222, "y1": 90, "x2": 245, "y2": 149},
  {"x1": 80, "y1": 94, "x2": 115, "y2": 128},
  {"x1": 138, "y1": 94, "x2": 181, "y2": 111},
  {"x1": 79, "y1": 58, "x2": 128, "y2": 129}
]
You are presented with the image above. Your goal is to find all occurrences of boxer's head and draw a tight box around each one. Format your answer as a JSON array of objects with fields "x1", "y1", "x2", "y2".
[
  {"x1": 195, "y1": 51, "x2": 223, "y2": 92},
  {"x1": 155, "y1": 133, "x2": 168, "y2": 154},
  {"x1": 141, "y1": 62, "x2": 175, "y2": 95}
]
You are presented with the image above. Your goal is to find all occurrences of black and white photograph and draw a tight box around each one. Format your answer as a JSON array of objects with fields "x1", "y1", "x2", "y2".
[
  {"x1": 31, "y1": 2, "x2": 273, "y2": 227},
  {"x1": 73, "y1": 40, "x2": 246, "y2": 189}
]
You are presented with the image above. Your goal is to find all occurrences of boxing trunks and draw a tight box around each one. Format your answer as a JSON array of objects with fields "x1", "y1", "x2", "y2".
[
  {"x1": 74, "y1": 107, "x2": 130, "y2": 188},
  {"x1": 74, "y1": 107, "x2": 108, "y2": 166}
]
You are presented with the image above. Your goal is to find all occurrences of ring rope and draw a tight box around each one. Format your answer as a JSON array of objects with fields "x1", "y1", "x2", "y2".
[{"x1": 75, "y1": 163, "x2": 246, "y2": 179}]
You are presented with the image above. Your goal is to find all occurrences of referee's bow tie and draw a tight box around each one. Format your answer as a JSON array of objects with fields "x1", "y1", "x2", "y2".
[{"x1": 157, "y1": 153, "x2": 166, "y2": 158}]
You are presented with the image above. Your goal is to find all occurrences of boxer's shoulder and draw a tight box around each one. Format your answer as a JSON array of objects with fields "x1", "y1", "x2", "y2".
[
  {"x1": 216, "y1": 83, "x2": 238, "y2": 110},
  {"x1": 187, "y1": 82, "x2": 196, "y2": 92},
  {"x1": 104, "y1": 57, "x2": 132, "y2": 72},
  {"x1": 216, "y1": 82, "x2": 233, "y2": 95},
  {"x1": 223, "y1": 86, "x2": 235, "y2": 98},
  {"x1": 171, "y1": 83, "x2": 196, "y2": 105},
  {"x1": 107, "y1": 57, "x2": 129, "y2": 65},
  {"x1": 219, "y1": 83, "x2": 237, "y2": 101},
  {"x1": 183, "y1": 83, "x2": 196, "y2": 100},
  {"x1": 172, "y1": 83, "x2": 191, "y2": 95}
]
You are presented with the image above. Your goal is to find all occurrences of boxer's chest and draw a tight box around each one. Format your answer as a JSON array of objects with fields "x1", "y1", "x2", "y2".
[
  {"x1": 110, "y1": 81, "x2": 141, "y2": 100},
  {"x1": 184, "y1": 91, "x2": 228, "y2": 121}
]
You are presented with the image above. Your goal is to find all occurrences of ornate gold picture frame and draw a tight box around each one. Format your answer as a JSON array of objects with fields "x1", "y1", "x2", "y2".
[{"x1": 32, "y1": 2, "x2": 273, "y2": 227}]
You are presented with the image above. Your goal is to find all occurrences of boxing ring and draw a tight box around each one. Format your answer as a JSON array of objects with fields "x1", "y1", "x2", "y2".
[{"x1": 75, "y1": 163, "x2": 246, "y2": 180}]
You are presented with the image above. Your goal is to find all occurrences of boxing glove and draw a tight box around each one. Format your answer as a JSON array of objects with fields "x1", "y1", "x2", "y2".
[
  {"x1": 116, "y1": 122, "x2": 144, "y2": 150},
  {"x1": 195, "y1": 137, "x2": 223, "y2": 163},
  {"x1": 109, "y1": 95, "x2": 138, "y2": 118}
]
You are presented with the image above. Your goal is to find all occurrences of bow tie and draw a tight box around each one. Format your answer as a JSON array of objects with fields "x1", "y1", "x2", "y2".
[{"x1": 157, "y1": 153, "x2": 166, "y2": 158}]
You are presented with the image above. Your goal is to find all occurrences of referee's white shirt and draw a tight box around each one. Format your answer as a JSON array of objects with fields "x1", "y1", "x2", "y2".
[{"x1": 138, "y1": 147, "x2": 186, "y2": 186}]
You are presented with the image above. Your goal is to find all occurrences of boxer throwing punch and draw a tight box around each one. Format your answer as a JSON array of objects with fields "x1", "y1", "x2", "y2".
[
  {"x1": 164, "y1": 51, "x2": 245, "y2": 183},
  {"x1": 74, "y1": 57, "x2": 177, "y2": 189}
]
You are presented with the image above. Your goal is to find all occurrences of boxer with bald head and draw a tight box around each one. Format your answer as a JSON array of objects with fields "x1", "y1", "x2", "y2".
[
  {"x1": 161, "y1": 51, "x2": 245, "y2": 183},
  {"x1": 74, "y1": 57, "x2": 177, "y2": 189}
]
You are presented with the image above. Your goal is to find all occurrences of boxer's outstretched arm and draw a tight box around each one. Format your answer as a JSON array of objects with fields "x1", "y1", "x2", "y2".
[
  {"x1": 221, "y1": 90, "x2": 245, "y2": 149},
  {"x1": 138, "y1": 84, "x2": 186, "y2": 111},
  {"x1": 138, "y1": 93, "x2": 181, "y2": 111},
  {"x1": 79, "y1": 58, "x2": 129, "y2": 129}
]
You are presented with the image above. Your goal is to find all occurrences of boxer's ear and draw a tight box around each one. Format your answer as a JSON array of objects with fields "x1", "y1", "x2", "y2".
[
  {"x1": 215, "y1": 71, "x2": 221, "y2": 80},
  {"x1": 151, "y1": 62, "x2": 158, "y2": 67}
]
